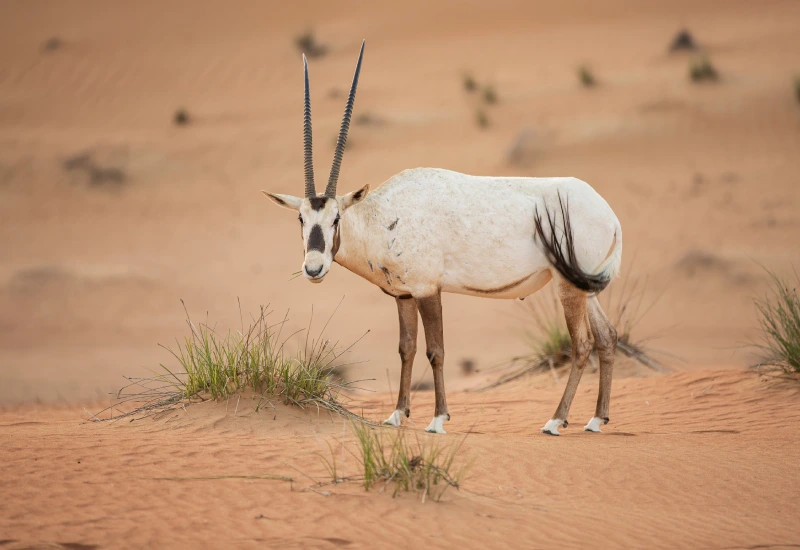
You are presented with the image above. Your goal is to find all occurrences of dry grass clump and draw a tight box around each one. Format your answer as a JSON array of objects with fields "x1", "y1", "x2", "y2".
[
  {"x1": 295, "y1": 29, "x2": 327, "y2": 58},
  {"x1": 690, "y1": 56, "x2": 719, "y2": 82},
  {"x1": 753, "y1": 269, "x2": 800, "y2": 377},
  {"x1": 89, "y1": 301, "x2": 367, "y2": 422},
  {"x1": 794, "y1": 77, "x2": 800, "y2": 105},
  {"x1": 578, "y1": 65, "x2": 597, "y2": 88},
  {"x1": 317, "y1": 423, "x2": 467, "y2": 502},
  {"x1": 480, "y1": 274, "x2": 666, "y2": 390}
]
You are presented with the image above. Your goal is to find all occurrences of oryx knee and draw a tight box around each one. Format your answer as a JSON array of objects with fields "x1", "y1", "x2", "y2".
[
  {"x1": 398, "y1": 340, "x2": 416, "y2": 363},
  {"x1": 426, "y1": 348, "x2": 444, "y2": 369}
]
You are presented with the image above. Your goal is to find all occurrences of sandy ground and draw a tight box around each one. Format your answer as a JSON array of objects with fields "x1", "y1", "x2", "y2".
[
  {"x1": 2, "y1": 0, "x2": 800, "y2": 547},
  {"x1": 2, "y1": 369, "x2": 799, "y2": 549}
]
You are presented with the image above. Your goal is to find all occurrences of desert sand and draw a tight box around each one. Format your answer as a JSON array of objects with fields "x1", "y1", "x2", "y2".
[{"x1": 1, "y1": 0, "x2": 800, "y2": 547}]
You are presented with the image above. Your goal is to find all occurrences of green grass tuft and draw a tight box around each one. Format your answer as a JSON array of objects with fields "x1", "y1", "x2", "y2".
[
  {"x1": 351, "y1": 422, "x2": 467, "y2": 501},
  {"x1": 578, "y1": 65, "x2": 596, "y2": 88},
  {"x1": 689, "y1": 56, "x2": 718, "y2": 82},
  {"x1": 753, "y1": 269, "x2": 800, "y2": 375}
]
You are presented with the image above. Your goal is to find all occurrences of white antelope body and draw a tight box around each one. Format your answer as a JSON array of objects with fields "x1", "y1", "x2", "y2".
[{"x1": 264, "y1": 41, "x2": 622, "y2": 435}]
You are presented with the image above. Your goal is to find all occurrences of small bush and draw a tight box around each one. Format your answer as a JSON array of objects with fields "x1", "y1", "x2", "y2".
[
  {"x1": 462, "y1": 73, "x2": 478, "y2": 93},
  {"x1": 174, "y1": 108, "x2": 190, "y2": 126},
  {"x1": 482, "y1": 85, "x2": 497, "y2": 105},
  {"x1": 475, "y1": 108, "x2": 489, "y2": 128},
  {"x1": 351, "y1": 422, "x2": 467, "y2": 501},
  {"x1": 669, "y1": 29, "x2": 697, "y2": 52},
  {"x1": 794, "y1": 77, "x2": 800, "y2": 105},
  {"x1": 578, "y1": 65, "x2": 596, "y2": 88},
  {"x1": 690, "y1": 56, "x2": 718, "y2": 82},
  {"x1": 753, "y1": 269, "x2": 800, "y2": 375},
  {"x1": 42, "y1": 37, "x2": 62, "y2": 52},
  {"x1": 295, "y1": 29, "x2": 327, "y2": 58}
]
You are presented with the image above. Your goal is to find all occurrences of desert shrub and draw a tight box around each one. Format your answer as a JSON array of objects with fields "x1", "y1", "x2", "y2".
[
  {"x1": 690, "y1": 56, "x2": 718, "y2": 82},
  {"x1": 669, "y1": 29, "x2": 697, "y2": 52},
  {"x1": 578, "y1": 65, "x2": 596, "y2": 88},
  {"x1": 462, "y1": 73, "x2": 478, "y2": 92},
  {"x1": 295, "y1": 29, "x2": 327, "y2": 58},
  {"x1": 753, "y1": 269, "x2": 800, "y2": 375},
  {"x1": 482, "y1": 84, "x2": 497, "y2": 105},
  {"x1": 350, "y1": 422, "x2": 467, "y2": 501},
  {"x1": 475, "y1": 108, "x2": 489, "y2": 128},
  {"x1": 794, "y1": 77, "x2": 800, "y2": 105},
  {"x1": 174, "y1": 108, "x2": 190, "y2": 126}
]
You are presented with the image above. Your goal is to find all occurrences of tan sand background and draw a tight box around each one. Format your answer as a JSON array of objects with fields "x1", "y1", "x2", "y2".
[{"x1": 1, "y1": 0, "x2": 799, "y2": 548}]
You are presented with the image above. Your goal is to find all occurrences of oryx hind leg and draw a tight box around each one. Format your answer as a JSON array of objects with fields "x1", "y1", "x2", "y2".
[
  {"x1": 384, "y1": 296, "x2": 418, "y2": 427},
  {"x1": 541, "y1": 281, "x2": 592, "y2": 436},
  {"x1": 584, "y1": 296, "x2": 617, "y2": 433}
]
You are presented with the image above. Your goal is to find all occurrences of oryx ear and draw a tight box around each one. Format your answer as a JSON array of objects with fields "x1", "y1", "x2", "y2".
[
  {"x1": 262, "y1": 191, "x2": 303, "y2": 211},
  {"x1": 340, "y1": 184, "x2": 370, "y2": 211}
]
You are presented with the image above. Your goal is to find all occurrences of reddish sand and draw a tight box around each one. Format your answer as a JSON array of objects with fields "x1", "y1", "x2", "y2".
[{"x1": 1, "y1": 0, "x2": 800, "y2": 547}]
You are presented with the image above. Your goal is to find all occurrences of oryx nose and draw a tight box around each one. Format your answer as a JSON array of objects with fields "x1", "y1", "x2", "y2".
[{"x1": 305, "y1": 265, "x2": 323, "y2": 277}]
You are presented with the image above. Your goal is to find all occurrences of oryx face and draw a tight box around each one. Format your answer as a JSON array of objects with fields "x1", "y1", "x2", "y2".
[
  {"x1": 262, "y1": 40, "x2": 369, "y2": 284},
  {"x1": 262, "y1": 189, "x2": 368, "y2": 283}
]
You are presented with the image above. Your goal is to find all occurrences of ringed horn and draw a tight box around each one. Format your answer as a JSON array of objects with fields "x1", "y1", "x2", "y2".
[{"x1": 300, "y1": 40, "x2": 365, "y2": 199}]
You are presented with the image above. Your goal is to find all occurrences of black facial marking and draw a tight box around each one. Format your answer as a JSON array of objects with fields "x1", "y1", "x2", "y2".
[
  {"x1": 309, "y1": 197, "x2": 330, "y2": 211},
  {"x1": 307, "y1": 224, "x2": 325, "y2": 252}
]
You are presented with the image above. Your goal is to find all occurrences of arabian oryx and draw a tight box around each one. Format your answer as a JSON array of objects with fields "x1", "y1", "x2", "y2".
[{"x1": 263, "y1": 41, "x2": 623, "y2": 435}]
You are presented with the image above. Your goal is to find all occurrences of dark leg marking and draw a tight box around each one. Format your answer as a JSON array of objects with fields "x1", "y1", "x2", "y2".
[
  {"x1": 417, "y1": 293, "x2": 449, "y2": 419},
  {"x1": 395, "y1": 297, "x2": 418, "y2": 417}
]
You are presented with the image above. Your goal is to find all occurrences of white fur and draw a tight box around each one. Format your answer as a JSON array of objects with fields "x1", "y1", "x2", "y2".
[
  {"x1": 584, "y1": 417, "x2": 604, "y2": 433},
  {"x1": 541, "y1": 418, "x2": 564, "y2": 436},
  {"x1": 383, "y1": 409, "x2": 404, "y2": 427},
  {"x1": 334, "y1": 169, "x2": 622, "y2": 299},
  {"x1": 425, "y1": 415, "x2": 448, "y2": 434}
]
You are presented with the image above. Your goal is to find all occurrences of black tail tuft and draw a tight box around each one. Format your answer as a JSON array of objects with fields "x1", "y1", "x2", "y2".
[{"x1": 534, "y1": 191, "x2": 611, "y2": 293}]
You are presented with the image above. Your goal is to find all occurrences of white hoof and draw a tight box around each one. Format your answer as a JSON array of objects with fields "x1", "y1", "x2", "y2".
[
  {"x1": 584, "y1": 417, "x2": 605, "y2": 433},
  {"x1": 383, "y1": 409, "x2": 404, "y2": 427},
  {"x1": 541, "y1": 419, "x2": 565, "y2": 436},
  {"x1": 425, "y1": 415, "x2": 448, "y2": 434}
]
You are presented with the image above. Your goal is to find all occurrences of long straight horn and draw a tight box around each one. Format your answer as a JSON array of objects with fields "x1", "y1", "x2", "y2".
[
  {"x1": 302, "y1": 54, "x2": 316, "y2": 198},
  {"x1": 325, "y1": 40, "x2": 365, "y2": 198}
]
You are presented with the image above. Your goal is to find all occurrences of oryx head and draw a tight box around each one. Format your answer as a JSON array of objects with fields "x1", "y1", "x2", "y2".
[{"x1": 263, "y1": 40, "x2": 370, "y2": 283}]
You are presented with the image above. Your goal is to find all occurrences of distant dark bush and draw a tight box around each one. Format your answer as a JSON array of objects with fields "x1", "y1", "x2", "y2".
[
  {"x1": 475, "y1": 108, "x2": 489, "y2": 129},
  {"x1": 42, "y1": 37, "x2": 63, "y2": 52},
  {"x1": 462, "y1": 73, "x2": 478, "y2": 92},
  {"x1": 578, "y1": 65, "x2": 596, "y2": 88},
  {"x1": 670, "y1": 29, "x2": 697, "y2": 52},
  {"x1": 295, "y1": 29, "x2": 327, "y2": 58},
  {"x1": 174, "y1": 108, "x2": 190, "y2": 126},
  {"x1": 482, "y1": 85, "x2": 497, "y2": 105},
  {"x1": 689, "y1": 56, "x2": 718, "y2": 82},
  {"x1": 794, "y1": 77, "x2": 800, "y2": 105}
]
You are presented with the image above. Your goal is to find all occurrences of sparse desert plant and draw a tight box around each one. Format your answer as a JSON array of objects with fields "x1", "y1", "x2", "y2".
[
  {"x1": 89, "y1": 301, "x2": 367, "y2": 422},
  {"x1": 753, "y1": 269, "x2": 800, "y2": 376},
  {"x1": 174, "y1": 108, "x2": 190, "y2": 126},
  {"x1": 295, "y1": 29, "x2": 327, "y2": 58},
  {"x1": 351, "y1": 422, "x2": 467, "y2": 501},
  {"x1": 578, "y1": 65, "x2": 596, "y2": 88},
  {"x1": 689, "y1": 56, "x2": 718, "y2": 82},
  {"x1": 669, "y1": 29, "x2": 697, "y2": 52},
  {"x1": 794, "y1": 77, "x2": 800, "y2": 105},
  {"x1": 482, "y1": 84, "x2": 498, "y2": 105},
  {"x1": 480, "y1": 273, "x2": 667, "y2": 390},
  {"x1": 462, "y1": 72, "x2": 478, "y2": 92},
  {"x1": 475, "y1": 108, "x2": 489, "y2": 128},
  {"x1": 42, "y1": 37, "x2": 62, "y2": 52}
]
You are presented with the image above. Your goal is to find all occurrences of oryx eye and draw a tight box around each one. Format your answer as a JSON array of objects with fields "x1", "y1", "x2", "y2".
[
  {"x1": 333, "y1": 215, "x2": 340, "y2": 226},
  {"x1": 298, "y1": 215, "x2": 304, "y2": 225}
]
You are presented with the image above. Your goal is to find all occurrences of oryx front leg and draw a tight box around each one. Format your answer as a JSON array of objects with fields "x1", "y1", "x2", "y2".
[
  {"x1": 542, "y1": 283, "x2": 592, "y2": 436},
  {"x1": 383, "y1": 296, "x2": 418, "y2": 427},
  {"x1": 417, "y1": 292, "x2": 449, "y2": 434},
  {"x1": 584, "y1": 296, "x2": 617, "y2": 433}
]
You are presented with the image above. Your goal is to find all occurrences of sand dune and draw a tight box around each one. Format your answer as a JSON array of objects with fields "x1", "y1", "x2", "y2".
[{"x1": 1, "y1": 0, "x2": 800, "y2": 547}]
